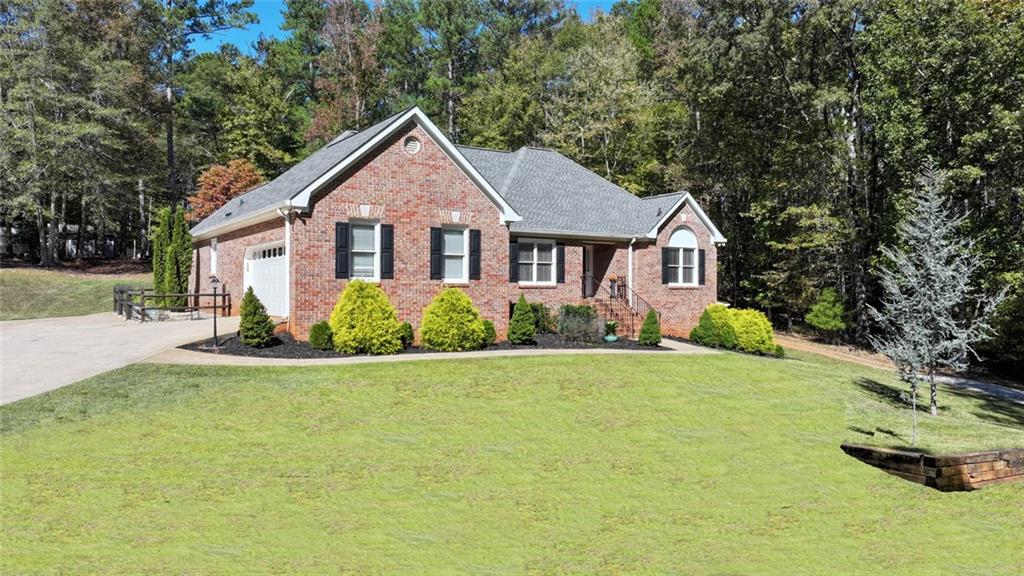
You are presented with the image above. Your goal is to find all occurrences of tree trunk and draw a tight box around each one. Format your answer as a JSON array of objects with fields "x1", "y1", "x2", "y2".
[
  {"x1": 929, "y1": 371, "x2": 938, "y2": 416},
  {"x1": 910, "y1": 379, "x2": 918, "y2": 446},
  {"x1": 47, "y1": 195, "x2": 59, "y2": 264},
  {"x1": 165, "y1": 52, "x2": 177, "y2": 204},
  {"x1": 138, "y1": 179, "x2": 147, "y2": 258},
  {"x1": 77, "y1": 193, "x2": 85, "y2": 258},
  {"x1": 35, "y1": 202, "x2": 50, "y2": 267}
]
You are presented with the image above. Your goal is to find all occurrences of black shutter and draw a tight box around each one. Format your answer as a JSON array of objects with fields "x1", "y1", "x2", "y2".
[
  {"x1": 469, "y1": 229, "x2": 481, "y2": 280},
  {"x1": 556, "y1": 242, "x2": 565, "y2": 284},
  {"x1": 661, "y1": 247, "x2": 670, "y2": 284},
  {"x1": 509, "y1": 239, "x2": 519, "y2": 282},
  {"x1": 698, "y1": 249, "x2": 706, "y2": 285},
  {"x1": 381, "y1": 224, "x2": 394, "y2": 279},
  {"x1": 430, "y1": 227, "x2": 442, "y2": 280},
  {"x1": 335, "y1": 222, "x2": 350, "y2": 279}
]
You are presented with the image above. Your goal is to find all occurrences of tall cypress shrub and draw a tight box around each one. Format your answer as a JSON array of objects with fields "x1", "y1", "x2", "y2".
[
  {"x1": 508, "y1": 294, "x2": 536, "y2": 344},
  {"x1": 150, "y1": 207, "x2": 171, "y2": 297},
  {"x1": 167, "y1": 208, "x2": 193, "y2": 306}
]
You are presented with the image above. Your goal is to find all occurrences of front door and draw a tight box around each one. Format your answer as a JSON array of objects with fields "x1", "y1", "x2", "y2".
[{"x1": 582, "y1": 244, "x2": 595, "y2": 297}]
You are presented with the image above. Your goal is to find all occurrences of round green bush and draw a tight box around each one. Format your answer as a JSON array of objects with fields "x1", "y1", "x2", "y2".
[
  {"x1": 328, "y1": 280, "x2": 404, "y2": 355},
  {"x1": 689, "y1": 304, "x2": 737, "y2": 349},
  {"x1": 638, "y1": 309, "x2": 661, "y2": 346},
  {"x1": 308, "y1": 321, "x2": 333, "y2": 350},
  {"x1": 482, "y1": 319, "x2": 497, "y2": 347},
  {"x1": 773, "y1": 344, "x2": 786, "y2": 358},
  {"x1": 239, "y1": 286, "x2": 274, "y2": 347},
  {"x1": 420, "y1": 288, "x2": 486, "y2": 351},
  {"x1": 508, "y1": 294, "x2": 536, "y2": 344},
  {"x1": 729, "y1": 308, "x2": 776, "y2": 355},
  {"x1": 805, "y1": 288, "x2": 847, "y2": 337},
  {"x1": 399, "y1": 321, "x2": 415, "y2": 348},
  {"x1": 557, "y1": 303, "x2": 599, "y2": 342}
]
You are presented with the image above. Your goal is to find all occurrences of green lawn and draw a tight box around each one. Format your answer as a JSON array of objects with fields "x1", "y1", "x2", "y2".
[
  {"x1": 1, "y1": 352, "x2": 1022, "y2": 574},
  {"x1": 0, "y1": 268, "x2": 149, "y2": 321}
]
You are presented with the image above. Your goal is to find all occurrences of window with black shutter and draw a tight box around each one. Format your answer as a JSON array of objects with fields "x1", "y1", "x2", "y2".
[
  {"x1": 469, "y1": 229, "x2": 481, "y2": 280},
  {"x1": 381, "y1": 224, "x2": 394, "y2": 279},
  {"x1": 429, "y1": 227, "x2": 443, "y2": 280},
  {"x1": 335, "y1": 222, "x2": 350, "y2": 279}
]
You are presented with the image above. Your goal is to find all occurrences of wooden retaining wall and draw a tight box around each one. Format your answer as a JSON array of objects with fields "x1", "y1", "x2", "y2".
[{"x1": 841, "y1": 443, "x2": 1024, "y2": 491}]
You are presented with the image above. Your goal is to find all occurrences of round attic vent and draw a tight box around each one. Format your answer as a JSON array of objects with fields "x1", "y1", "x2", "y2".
[{"x1": 404, "y1": 136, "x2": 421, "y2": 155}]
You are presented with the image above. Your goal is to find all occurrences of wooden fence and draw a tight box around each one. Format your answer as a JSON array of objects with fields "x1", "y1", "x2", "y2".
[{"x1": 113, "y1": 285, "x2": 231, "y2": 322}]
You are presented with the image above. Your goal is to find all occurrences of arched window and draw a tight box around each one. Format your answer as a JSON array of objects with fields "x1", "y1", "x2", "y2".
[{"x1": 665, "y1": 227, "x2": 698, "y2": 285}]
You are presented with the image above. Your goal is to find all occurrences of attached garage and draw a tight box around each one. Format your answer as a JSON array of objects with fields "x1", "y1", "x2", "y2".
[{"x1": 244, "y1": 242, "x2": 288, "y2": 317}]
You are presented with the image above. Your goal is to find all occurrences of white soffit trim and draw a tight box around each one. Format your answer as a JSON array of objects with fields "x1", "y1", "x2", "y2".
[
  {"x1": 191, "y1": 203, "x2": 285, "y2": 242},
  {"x1": 646, "y1": 192, "x2": 727, "y2": 244},
  {"x1": 289, "y1": 107, "x2": 523, "y2": 223}
]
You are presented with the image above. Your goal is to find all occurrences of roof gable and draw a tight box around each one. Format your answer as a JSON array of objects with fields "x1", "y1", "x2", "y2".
[{"x1": 191, "y1": 107, "x2": 521, "y2": 240}]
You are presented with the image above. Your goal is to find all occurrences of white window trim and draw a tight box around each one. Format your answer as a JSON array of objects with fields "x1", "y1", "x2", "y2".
[
  {"x1": 667, "y1": 227, "x2": 699, "y2": 287},
  {"x1": 441, "y1": 226, "x2": 469, "y2": 283},
  {"x1": 209, "y1": 238, "x2": 218, "y2": 275},
  {"x1": 517, "y1": 237, "x2": 557, "y2": 286},
  {"x1": 349, "y1": 220, "x2": 381, "y2": 282},
  {"x1": 667, "y1": 247, "x2": 698, "y2": 287}
]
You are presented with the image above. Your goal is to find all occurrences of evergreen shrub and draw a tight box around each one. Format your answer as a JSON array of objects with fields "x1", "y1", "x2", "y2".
[
  {"x1": 399, "y1": 322, "x2": 415, "y2": 348},
  {"x1": 508, "y1": 295, "x2": 536, "y2": 344},
  {"x1": 482, "y1": 319, "x2": 497, "y2": 347},
  {"x1": 420, "y1": 288, "x2": 486, "y2": 351},
  {"x1": 308, "y1": 321, "x2": 333, "y2": 350},
  {"x1": 558, "y1": 304, "x2": 599, "y2": 342},
  {"x1": 638, "y1": 309, "x2": 661, "y2": 345},
  {"x1": 329, "y1": 280, "x2": 404, "y2": 355},
  {"x1": 689, "y1": 304, "x2": 738, "y2": 349},
  {"x1": 239, "y1": 286, "x2": 275, "y2": 347}
]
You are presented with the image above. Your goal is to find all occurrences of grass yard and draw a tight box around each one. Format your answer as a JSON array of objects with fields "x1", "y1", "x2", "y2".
[
  {"x1": 1, "y1": 351, "x2": 1022, "y2": 574},
  {"x1": 0, "y1": 268, "x2": 149, "y2": 321}
]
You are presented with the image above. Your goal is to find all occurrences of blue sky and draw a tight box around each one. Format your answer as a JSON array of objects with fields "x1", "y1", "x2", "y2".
[{"x1": 192, "y1": 0, "x2": 619, "y2": 54}]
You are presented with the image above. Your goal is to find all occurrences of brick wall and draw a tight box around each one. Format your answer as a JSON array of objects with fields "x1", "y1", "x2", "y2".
[
  {"x1": 189, "y1": 218, "x2": 285, "y2": 315},
  {"x1": 189, "y1": 121, "x2": 719, "y2": 342},
  {"x1": 631, "y1": 203, "x2": 718, "y2": 337}
]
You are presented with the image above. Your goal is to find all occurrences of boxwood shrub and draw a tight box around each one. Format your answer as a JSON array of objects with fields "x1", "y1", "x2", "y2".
[
  {"x1": 308, "y1": 321, "x2": 333, "y2": 350},
  {"x1": 399, "y1": 321, "x2": 415, "y2": 348},
  {"x1": 689, "y1": 304, "x2": 737, "y2": 349},
  {"x1": 420, "y1": 288, "x2": 486, "y2": 351},
  {"x1": 689, "y1": 304, "x2": 778, "y2": 356},
  {"x1": 329, "y1": 280, "x2": 404, "y2": 355},
  {"x1": 482, "y1": 319, "x2": 497, "y2": 347}
]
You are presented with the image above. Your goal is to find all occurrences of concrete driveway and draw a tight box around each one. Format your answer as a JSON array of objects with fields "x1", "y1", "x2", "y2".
[{"x1": 0, "y1": 312, "x2": 239, "y2": 405}]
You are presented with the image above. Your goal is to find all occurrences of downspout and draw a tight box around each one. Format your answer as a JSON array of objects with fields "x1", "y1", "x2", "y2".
[
  {"x1": 627, "y1": 237, "x2": 636, "y2": 309},
  {"x1": 277, "y1": 206, "x2": 295, "y2": 328}
]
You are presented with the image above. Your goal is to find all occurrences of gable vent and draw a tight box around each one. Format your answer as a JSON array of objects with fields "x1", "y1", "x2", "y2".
[{"x1": 404, "y1": 136, "x2": 421, "y2": 155}]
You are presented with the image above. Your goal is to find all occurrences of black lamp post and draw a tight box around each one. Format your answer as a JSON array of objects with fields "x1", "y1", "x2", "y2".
[{"x1": 209, "y1": 274, "x2": 220, "y2": 348}]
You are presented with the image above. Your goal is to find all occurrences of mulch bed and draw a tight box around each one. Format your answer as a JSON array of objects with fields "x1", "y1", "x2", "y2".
[{"x1": 180, "y1": 331, "x2": 668, "y2": 359}]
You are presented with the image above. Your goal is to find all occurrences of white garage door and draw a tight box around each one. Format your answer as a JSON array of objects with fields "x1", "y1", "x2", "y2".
[{"x1": 245, "y1": 244, "x2": 287, "y2": 317}]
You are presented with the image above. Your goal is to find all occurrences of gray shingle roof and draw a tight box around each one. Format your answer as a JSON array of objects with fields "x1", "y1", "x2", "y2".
[
  {"x1": 191, "y1": 108, "x2": 700, "y2": 241},
  {"x1": 189, "y1": 109, "x2": 410, "y2": 237},
  {"x1": 457, "y1": 145, "x2": 685, "y2": 238}
]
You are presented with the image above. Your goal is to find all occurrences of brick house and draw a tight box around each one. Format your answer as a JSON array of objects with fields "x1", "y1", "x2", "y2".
[{"x1": 189, "y1": 107, "x2": 726, "y2": 341}]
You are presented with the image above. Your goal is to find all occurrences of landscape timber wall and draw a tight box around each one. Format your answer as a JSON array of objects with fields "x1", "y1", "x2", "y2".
[{"x1": 841, "y1": 443, "x2": 1024, "y2": 492}]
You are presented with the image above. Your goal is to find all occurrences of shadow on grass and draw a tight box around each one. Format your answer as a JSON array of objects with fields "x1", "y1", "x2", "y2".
[
  {"x1": 847, "y1": 425, "x2": 907, "y2": 445},
  {"x1": 854, "y1": 378, "x2": 938, "y2": 414},
  {"x1": 944, "y1": 385, "x2": 1024, "y2": 430}
]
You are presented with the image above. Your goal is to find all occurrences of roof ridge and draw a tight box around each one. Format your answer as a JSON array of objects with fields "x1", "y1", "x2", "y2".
[
  {"x1": 640, "y1": 191, "x2": 688, "y2": 200},
  {"x1": 456, "y1": 143, "x2": 513, "y2": 153},
  {"x1": 498, "y1": 147, "x2": 528, "y2": 197}
]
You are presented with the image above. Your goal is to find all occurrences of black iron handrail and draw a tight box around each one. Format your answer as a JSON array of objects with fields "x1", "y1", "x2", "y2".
[
  {"x1": 612, "y1": 281, "x2": 660, "y2": 325},
  {"x1": 581, "y1": 275, "x2": 659, "y2": 336}
]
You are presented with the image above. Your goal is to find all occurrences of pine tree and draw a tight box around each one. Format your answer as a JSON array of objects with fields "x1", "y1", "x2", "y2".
[
  {"x1": 239, "y1": 286, "x2": 275, "y2": 347},
  {"x1": 508, "y1": 294, "x2": 536, "y2": 344},
  {"x1": 805, "y1": 288, "x2": 847, "y2": 342},
  {"x1": 869, "y1": 166, "x2": 1006, "y2": 444},
  {"x1": 638, "y1": 309, "x2": 661, "y2": 346}
]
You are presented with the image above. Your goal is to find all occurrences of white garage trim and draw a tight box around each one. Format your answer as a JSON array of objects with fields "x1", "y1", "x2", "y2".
[{"x1": 243, "y1": 240, "x2": 288, "y2": 317}]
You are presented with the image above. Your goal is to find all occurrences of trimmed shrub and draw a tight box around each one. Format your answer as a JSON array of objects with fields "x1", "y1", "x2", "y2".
[
  {"x1": 239, "y1": 286, "x2": 274, "y2": 347},
  {"x1": 329, "y1": 280, "x2": 404, "y2": 355},
  {"x1": 558, "y1": 304, "x2": 599, "y2": 342},
  {"x1": 530, "y1": 302, "x2": 556, "y2": 334},
  {"x1": 308, "y1": 321, "x2": 333, "y2": 350},
  {"x1": 805, "y1": 288, "x2": 847, "y2": 339},
  {"x1": 508, "y1": 294, "x2": 536, "y2": 344},
  {"x1": 482, "y1": 319, "x2": 497, "y2": 347},
  {"x1": 729, "y1": 308, "x2": 776, "y2": 355},
  {"x1": 420, "y1": 288, "x2": 486, "y2": 351},
  {"x1": 689, "y1": 304, "x2": 737, "y2": 349},
  {"x1": 773, "y1": 344, "x2": 786, "y2": 358},
  {"x1": 638, "y1": 309, "x2": 661, "y2": 346},
  {"x1": 399, "y1": 321, "x2": 415, "y2": 348}
]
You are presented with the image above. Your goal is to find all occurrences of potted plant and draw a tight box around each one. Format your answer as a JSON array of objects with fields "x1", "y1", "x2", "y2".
[{"x1": 604, "y1": 320, "x2": 619, "y2": 342}]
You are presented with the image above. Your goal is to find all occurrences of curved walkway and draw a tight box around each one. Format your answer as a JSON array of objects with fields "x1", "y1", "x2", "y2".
[{"x1": 143, "y1": 338, "x2": 713, "y2": 367}]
